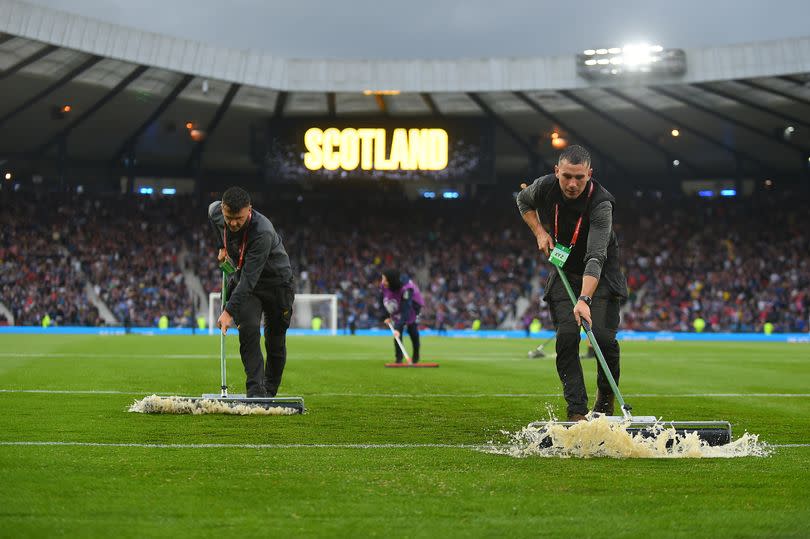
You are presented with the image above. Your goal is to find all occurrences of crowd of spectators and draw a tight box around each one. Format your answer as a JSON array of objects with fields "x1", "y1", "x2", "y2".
[
  {"x1": 1, "y1": 187, "x2": 807, "y2": 333},
  {"x1": 1, "y1": 192, "x2": 199, "y2": 327},
  {"x1": 1, "y1": 196, "x2": 101, "y2": 325},
  {"x1": 617, "y1": 192, "x2": 809, "y2": 333}
]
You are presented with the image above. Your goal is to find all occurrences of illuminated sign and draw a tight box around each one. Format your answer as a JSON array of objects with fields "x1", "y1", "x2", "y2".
[{"x1": 303, "y1": 127, "x2": 449, "y2": 172}]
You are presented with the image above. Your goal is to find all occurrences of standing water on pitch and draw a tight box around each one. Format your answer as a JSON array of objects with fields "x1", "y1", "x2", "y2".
[{"x1": 482, "y1": 414, "x2": 770, "y2": 458}]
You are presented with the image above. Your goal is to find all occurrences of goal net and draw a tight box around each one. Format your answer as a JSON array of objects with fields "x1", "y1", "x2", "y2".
[{"x1": 208, "y1": 292, "x2": 338, "y2": 335}]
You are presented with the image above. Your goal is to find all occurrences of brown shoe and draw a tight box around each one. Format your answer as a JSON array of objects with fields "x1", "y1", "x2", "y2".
[
  {"x1": 567, "y1": 413, "x2": 588, "y2": 422},
  {"x1": 593, "y1": 391, "x2": 615, "y2": 415}
]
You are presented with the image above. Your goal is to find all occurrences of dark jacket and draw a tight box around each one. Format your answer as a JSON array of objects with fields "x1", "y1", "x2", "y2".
[
  {"x1": 516, "y1": 174, "x2": 627, "y2": 299},
  {"x1": 208, "y1": 201, "x2": 294, "y2": 319}
]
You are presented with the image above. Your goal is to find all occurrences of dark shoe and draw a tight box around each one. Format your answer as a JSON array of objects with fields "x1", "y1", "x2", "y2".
[
  {"x1": 247, "y1": 391, "x2": 267, "y2": 398},
  {"x1": 567, "y1": 413, "x2": 588, "y2": 422},
  {"x1": 593, "y1": 391, "x2": 615, "y2": 415}
]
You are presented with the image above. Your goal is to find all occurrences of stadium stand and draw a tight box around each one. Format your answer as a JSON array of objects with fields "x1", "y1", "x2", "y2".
[{"x1": 2, "y1": 187, "x2": 807, "y2": 332}]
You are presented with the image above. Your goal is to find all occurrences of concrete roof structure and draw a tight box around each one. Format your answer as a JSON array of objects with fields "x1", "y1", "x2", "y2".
[{"x1": 1, "y1": 0, "x2": 808, "y2": 184}]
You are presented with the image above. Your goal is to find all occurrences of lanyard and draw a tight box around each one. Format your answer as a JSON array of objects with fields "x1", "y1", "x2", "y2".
[
  {"x1": 554, "y1": 181, "x2": 594, "y2": 248},
  {"x1": 222, "y1": 211, "x2": 252, "y2": 270}
]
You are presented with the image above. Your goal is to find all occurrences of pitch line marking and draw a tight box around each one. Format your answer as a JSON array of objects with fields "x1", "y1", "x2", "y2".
[
  {"x1": 0, "y1": 441, "x2": 478, "y2": 449},
  {"x1": 0, "y1": 441, "x2": 806, "y2": 449},
  {"x1": 2, "y1": 389, "x2": 810, "y2": 398}
]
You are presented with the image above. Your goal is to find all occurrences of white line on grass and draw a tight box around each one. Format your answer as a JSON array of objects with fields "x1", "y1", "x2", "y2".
[
  {"x1": 2, "y1": 389, "x2": 810, "y2": 398},
  {"x1": 0, "y1": 389, "x2": 142, "y2": 395},
  {"x1": 0, "y1": 441, "x2": 477, "y2": 449},
  {"x1": 0, "y1": 441, "x2": 806, "y2": 449},
  {"x1": 626, "y1": 393, "x2": 810, "y2": 398},
  {"x1": 314, "y1": 392, "x2": 810, "y2": 398},
  {"x1": 0, "y1": 352, "x2": 541, "y2": 362},
  {"x1": 0, "y1": 353, "x2": 218, "y2": 359}
]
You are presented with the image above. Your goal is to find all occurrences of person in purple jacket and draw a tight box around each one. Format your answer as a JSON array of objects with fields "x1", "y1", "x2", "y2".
[{"x1": 381, "y1": 269, "x2": 425, "y2": 364}]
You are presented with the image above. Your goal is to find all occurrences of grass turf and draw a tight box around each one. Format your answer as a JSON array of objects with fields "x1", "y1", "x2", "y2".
[{"x1": 0, "y1": 335, "x2": 808, "y2": 538}]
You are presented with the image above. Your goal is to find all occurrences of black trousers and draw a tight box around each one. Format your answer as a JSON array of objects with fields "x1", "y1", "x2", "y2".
[
  {"x1": 394, "y1": 323, "x2": 421, "y2": 363},
  {"x1": 235, "y1": 284, "x2": 294, "y2": 397},
  {"x1": 546, "y1": 272, "x2": 621, "y2": 416}
]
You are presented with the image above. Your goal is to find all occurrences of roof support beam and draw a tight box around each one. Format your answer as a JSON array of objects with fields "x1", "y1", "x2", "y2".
[
  {"x1": 273, "y1": 91, "x2": 288, "y2": 118},
  {"x1": 185, "y1": 83, "x2": 241, "y2": 169},
  {"x1": 112, "y1": 74, "x2": 194, "y2": 164},
  {"x1": 186, "y1": 84, "x2": 242, "y2": 168},
  {"x1": 693, "y1": 82, "x2": 810, "y2": 131},
  {"x1": 601, "y1": 87, "x2": 774, "y2": 172},
  {"x1": 421, "y1": 93, "x2": 440, "y2": 116},
  {"x1": 33, "y1": 65, "x2": 149, "y2": 156},
  {"x1": 327, "y1": 92, "x2": 336, "y2": 117},
  {"x1": 736, "y1": 79, "x2": 810, "y2": 109},
  {"x1": 779, "y1": 75, "x2": 808, "y2": 86},
  {"x1": 513, "y1": 91, "x2": 633, "y2": 180},
  {"x1": 0, "y1": 44, "x2": 58, "y2": 81},
  {"x1": 373, "y1": 94, "x2": 387, "y2": 115},
  {"x1": 468, "y1": 92, "x2": 552, "y2": 172},
  {"x1": 0, "y1": 55, "x2": 102, "y2": 128},
  {"x1": 558, "y1": 89, "x2": 701, "y2": 175},
  {"x1": 649, "y1": 85, "x2": 808, "y2": 155}
]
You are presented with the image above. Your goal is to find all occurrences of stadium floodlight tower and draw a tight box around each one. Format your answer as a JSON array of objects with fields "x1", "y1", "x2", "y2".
[{"x1": 576, "y1": 43, "x2": 686, "y2": 79}]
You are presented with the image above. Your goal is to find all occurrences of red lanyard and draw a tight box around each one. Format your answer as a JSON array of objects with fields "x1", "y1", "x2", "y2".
[
  {"x1": 222, "y1": 211, "x2": 252, "y2": 270},
  {"x1": 554, "y1": 181, "x2": 594, "y2": 248}
]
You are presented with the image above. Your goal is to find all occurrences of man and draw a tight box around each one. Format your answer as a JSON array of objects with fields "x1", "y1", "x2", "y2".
[
  {"x1": 516, "y1": 145, "x2": 627, "y2": 421},
  {"x1": 209, "y1": 187, "x2": 295, "y2": 398},
  {"x1": 381, "y1": 269, "x2": 424, "y2": 364}
]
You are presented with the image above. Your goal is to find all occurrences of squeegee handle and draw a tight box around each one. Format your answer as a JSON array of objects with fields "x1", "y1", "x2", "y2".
[
  {"x1": 219, "y1": 270, "x2": 228, "y2": 397},
  {"x1": 554, "y1": 264, "x2": 630, "y2": 416},
  {"x1": 387, "y1": 321, "x2": 413, "y2": 364}
]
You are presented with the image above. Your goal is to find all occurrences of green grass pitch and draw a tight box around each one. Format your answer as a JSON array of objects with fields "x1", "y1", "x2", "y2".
[{"x1": 1, "y1": 334, "x2": 808, "y2": 538}]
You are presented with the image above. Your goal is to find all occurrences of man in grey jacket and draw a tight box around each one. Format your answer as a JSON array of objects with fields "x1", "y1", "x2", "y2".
[
  {"x1": 516, "y1": 146, "x2": 628, "y2": 421},
  {"x1": 209, "y1": 187, "x2": 295, "y2": 398}
]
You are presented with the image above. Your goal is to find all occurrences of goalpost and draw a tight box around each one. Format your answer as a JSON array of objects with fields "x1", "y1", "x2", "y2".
[{"x1": 208, "y1": 292, "x2": 339, "y2": 335}]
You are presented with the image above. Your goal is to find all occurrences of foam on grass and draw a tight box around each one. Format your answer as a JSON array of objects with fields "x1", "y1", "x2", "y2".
[
  {"x1": 484, "y1": 414, "x2": 771, "y2": 459},
  {"x1": 128, "y1": 395, "x2": 298, "y2": 416}
]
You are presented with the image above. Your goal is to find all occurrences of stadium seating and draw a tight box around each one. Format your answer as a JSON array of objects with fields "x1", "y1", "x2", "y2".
[{"x1": 2, "y1": 189, "x2": 807, "y2": 332}]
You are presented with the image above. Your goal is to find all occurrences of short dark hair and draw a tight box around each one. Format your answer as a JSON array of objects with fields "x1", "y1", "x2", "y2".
[
  {"x1": 222, "y1": 187, "x2": 251, "y2": 211},
  {"x1": 558, "y1": 145, "x2": 591, "y2": 167}
]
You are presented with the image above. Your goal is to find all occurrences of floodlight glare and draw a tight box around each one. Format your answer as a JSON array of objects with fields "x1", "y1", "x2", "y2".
[{"x1": 577, "y1": 43, "x2": 685, "y2": 79}]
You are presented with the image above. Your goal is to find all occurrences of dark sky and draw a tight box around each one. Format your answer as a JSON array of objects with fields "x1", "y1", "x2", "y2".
[{"x1": 26, "y1": 0, "x2": 810, "y2": 60}]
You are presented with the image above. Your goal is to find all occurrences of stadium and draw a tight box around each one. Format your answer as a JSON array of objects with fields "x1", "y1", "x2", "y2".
[{"x1": 1, "y1": 0, "x2": 809, "y2": 536}]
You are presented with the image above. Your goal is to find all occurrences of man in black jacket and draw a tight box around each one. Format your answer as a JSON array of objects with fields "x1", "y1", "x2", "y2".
[
  {"x1": 209, "y1": 187, "x2": 295, "y2": 398},
  {"x1": 516, "y1": 146, "x2": 628, "y2": 421}
]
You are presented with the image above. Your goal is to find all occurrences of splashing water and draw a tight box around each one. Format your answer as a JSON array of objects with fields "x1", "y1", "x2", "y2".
[
  {"x1": 483, "y1": 415, "x2": 771, "y2": 459},
  {"x1": 128, "y1": 395, "x2": 299, "y2": 416}
]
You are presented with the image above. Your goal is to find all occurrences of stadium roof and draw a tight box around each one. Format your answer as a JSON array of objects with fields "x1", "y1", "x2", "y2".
[{"x1": 0, "y1": 0, "x2": 809, "y2": 184}]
